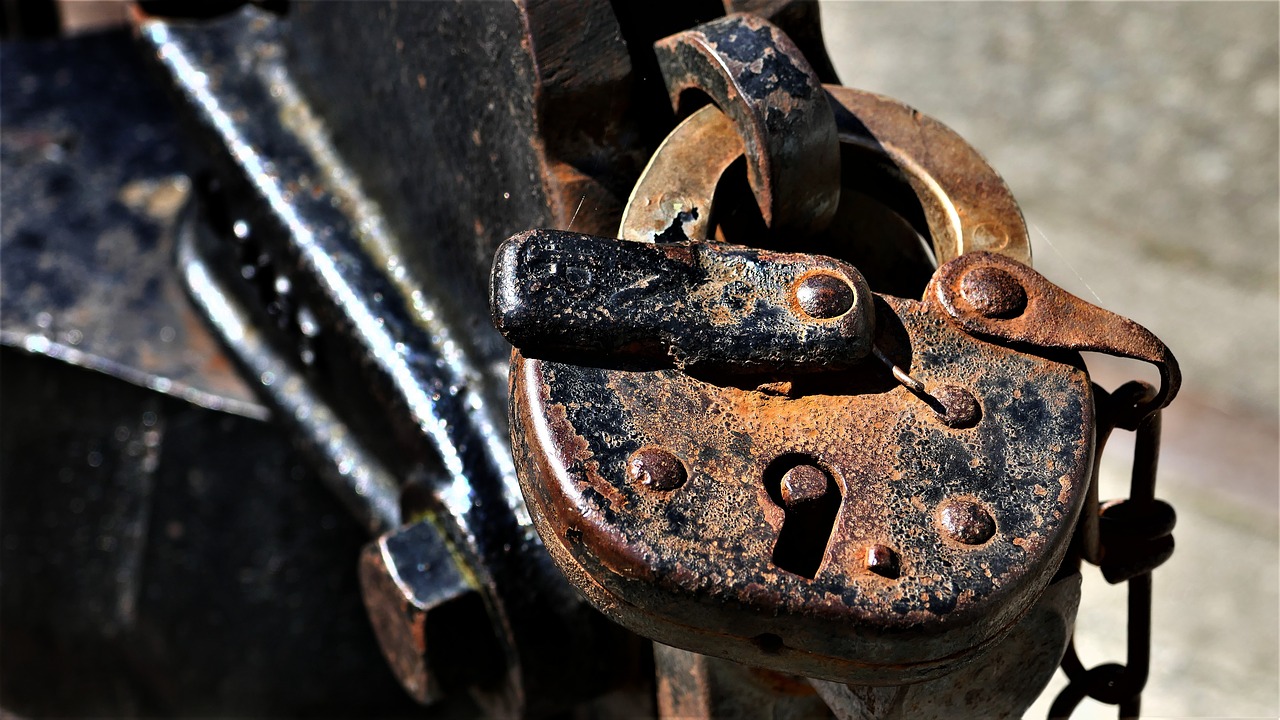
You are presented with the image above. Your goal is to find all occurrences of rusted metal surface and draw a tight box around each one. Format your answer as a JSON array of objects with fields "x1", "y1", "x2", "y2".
[
  {"x1": 654, "y1": 13, "x2": 840, "y2": 236},
  {"x1": 811, "y1": 570, "x2": 1081, "y2": 719},
  {"x1": 779, "y1": 464, "x2": 829, "y2": 507},
  {"x1": 571, "y1": 21, "x2": 1029, "y2": 304},
  {"x1": 724, "y1": 0, "x2": 840, "y2": 86},
  {"x1": 620, "y1": 104, "x2": 744, "y2": 243},
  {"x1": 491, "y1": 230, "x2": 874, "y2": 372},
  {"x1": 931, "y1": 251, "x2": 1180, "y2": 414},
  {"x1": 930, "y1": 384, "x2": 981, "y2": 429},
  {"x1": 793, "y1": 272, "x2": 857, "y2": 320},
  {"x1": 937, "y1": 498, "x2": 998, "y2": 546},
  {"x1": 613, "y1": 82, "x2": 1033, "y2": 302},
  {"x1": 628, "y1": 446, "x2": 690, "y2": 492},
  {"x1": 655, "y1": 643, "x2": 832, "y2": 719},
  {"x1": 958, "y1": 265, "x2": 1028, "y2": 318},
  {"x1": 507, "y1": 284, "x2": 1096, "y2": 684},
  {"x1": 493, "y1": 48, "x2": 1141, "y2": 689}
]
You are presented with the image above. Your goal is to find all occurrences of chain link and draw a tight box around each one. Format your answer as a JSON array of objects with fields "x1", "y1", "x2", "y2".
[{"x1": 1051, "y1": 381, "x2": 1172, "y2": 719}]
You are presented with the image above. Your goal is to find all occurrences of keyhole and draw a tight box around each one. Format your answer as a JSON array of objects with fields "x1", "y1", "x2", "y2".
[{"x1": 765, "y1": 455, "x2": 842, "y2": 579}]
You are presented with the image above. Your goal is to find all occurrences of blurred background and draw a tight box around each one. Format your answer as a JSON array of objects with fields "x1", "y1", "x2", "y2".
[{"x1": 820, "y1": 3, "x2": 1279, "y2": 716}]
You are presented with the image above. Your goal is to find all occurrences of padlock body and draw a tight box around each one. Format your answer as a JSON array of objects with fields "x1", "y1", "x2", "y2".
[{"x1": 511, "y1": 294, "x2": 1094, "y2": 684}]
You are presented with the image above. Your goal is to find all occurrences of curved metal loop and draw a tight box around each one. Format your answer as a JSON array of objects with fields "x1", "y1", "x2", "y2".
[
  {"x1": 1053, "y1": 380, "x2": 1164, "y2": 719},
  {"x1": 619, "y1": 104, "x2": 743, "y2": 243},
  {"x1": 654, "y1": 13, "x2": 840, "y2": 236},
  {"x1": 823, "y1": 85, "x2": 1032, "y2": 266},
  {"x1": 621, "y1": 83, "x2": 1034, "y2": 277}
]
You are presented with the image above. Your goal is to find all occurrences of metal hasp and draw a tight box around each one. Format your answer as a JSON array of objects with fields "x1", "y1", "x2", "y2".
[
  {"x1": 931, "y1": 251, "x2": 1180, "y2": 416},
  {"x1": 491, "y1": 230, "x2": 874, "y2": 372}
]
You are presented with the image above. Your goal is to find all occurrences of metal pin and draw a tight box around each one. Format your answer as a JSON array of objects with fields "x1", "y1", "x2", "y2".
[
  {"x1": 872, "y1": 346, "x2": 928, "y2": 396},
  {"x1": 872, "y1": 346, "x2": 982, "y2": 428}
]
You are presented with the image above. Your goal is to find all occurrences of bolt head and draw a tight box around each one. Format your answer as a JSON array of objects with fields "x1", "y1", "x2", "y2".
[
  {"x1": 938, "y1": 499, "x2": 997, "y2": 545},
  {"x1": 779, "y1": 464, "x2": 830, "y2": 508},
  {"x1": 627, "y1": 446, "x2": 688, "y2": 491},
  {"x1": 793, "y1": 272, "x2": 855, "y2": 319},
  {"x1": 959, "y1": 266, "x2": 1027, "y2": 318},
  {"x1": 934, "y1": 384, "x2": 981, "y2": 428}
]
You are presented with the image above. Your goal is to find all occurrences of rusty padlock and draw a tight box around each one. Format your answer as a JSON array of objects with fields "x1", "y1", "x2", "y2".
[{"x1": 489, "y1": 13, "x2": 1179, "y2": 692}]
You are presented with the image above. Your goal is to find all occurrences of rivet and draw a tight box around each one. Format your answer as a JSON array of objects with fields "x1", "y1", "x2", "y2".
[
  {"x1": 934, "y1": 384, "x2": 981, "y2": 428},
  {"x1": 793, "y1": 272, "x2": 854, "y2": 319},
  {"x1": 779, "y1": 464, "x2": 829, "y2": 508},
  {"x1": 959, "y1": 266, "x2": 1027, "y2": 318},
  {"x1": 938, "y1": 499, "x2": 997, "y2": 545},
  {"x1": 627, "y1": 446, "x2": 687, "y2": 491},
  {"x1": 864, "y1": 544, "x2": 900, "y2": 579}
]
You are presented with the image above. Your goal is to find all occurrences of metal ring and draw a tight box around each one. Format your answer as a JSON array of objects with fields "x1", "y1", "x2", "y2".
[
  {"x1": 654, "y1": 13, "x2": 840, "y2": 236},
  {"x1": 825, "y1": 85, "x2": 1032, "y2": 267},
  {"x1": 618, "y1": 104, "x2": 743, "y2": 243}
]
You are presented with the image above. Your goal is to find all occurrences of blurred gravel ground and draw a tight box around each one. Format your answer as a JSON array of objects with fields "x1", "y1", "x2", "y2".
[{"x1": 821, "y1": 3, "x2": 1278, "y2": 717}]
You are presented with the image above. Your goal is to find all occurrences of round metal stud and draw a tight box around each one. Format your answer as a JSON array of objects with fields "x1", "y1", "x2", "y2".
[
  {"x1": 864, "y1": 544, "x2": 900, "y2": 579},
  {"x1": 959, "y1": 266, "x2": 1027, "y2": 319},
  {"x1": 793, "y1": 273, "x2": 855, "y2": 320},
  {"x1": 934, "y1": 384, "x2": 981, "y2": 428},
  {"x1": 627, "y1": 446, "x2": 688, "y2": 492},
  {"x1": 779, "y1": 464, "x2": 830, "y2": 508},
  {"x1": 938, "y1": 499, "x2": 997, "y2": 545}
]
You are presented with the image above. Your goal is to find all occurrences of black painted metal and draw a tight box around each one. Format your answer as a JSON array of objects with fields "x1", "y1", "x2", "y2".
[
  {"x1": 0, "y1": 29, "x2": 442, "y2": 717},
  {"x1": 0, "y1": 349, "x2": 437, "y2": 717},
  {"x1": 137, "y1": 8, "x2": 640, "y2": 715},
  {"x1": 654, "y1": 13, "x2": 841, "y2": 236},
  {"x1": 491, "y1": 230, "x2": 875, "y2": 372},
  {"x1": 0, "y1": 29, "x2": 262, "y2": 419}
]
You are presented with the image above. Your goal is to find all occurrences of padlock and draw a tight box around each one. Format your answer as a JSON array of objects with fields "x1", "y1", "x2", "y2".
[
  {"x1": 497, "y1": 244, "x2": 1100, "y2": 685},
  {"x1": 490, "y1": 13, "x2": 1178, "y2": 693}
]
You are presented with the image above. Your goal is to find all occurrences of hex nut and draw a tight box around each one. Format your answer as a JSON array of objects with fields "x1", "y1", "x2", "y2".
[{"x1": 358, "y1": 519, "x2": 502, "y2": 705}]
